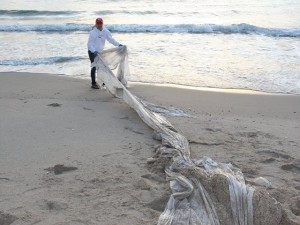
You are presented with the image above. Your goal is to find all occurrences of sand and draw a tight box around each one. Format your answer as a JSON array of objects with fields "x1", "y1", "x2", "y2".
[{"x1": 0, "y1": 72, "x2": 299, "y2": 225}]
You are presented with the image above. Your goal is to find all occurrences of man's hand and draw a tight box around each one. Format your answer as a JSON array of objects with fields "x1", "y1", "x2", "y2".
[{"x1": 93, "y1": 51, "x2": 98, "y2": 57}]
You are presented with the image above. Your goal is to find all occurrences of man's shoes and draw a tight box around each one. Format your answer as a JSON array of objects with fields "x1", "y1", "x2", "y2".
[{"x1": 91, "y1": 83, "x2": 100, "y2": 89}]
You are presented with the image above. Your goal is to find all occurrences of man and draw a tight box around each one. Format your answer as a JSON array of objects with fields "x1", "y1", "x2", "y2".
[{"x1": 87, "y1": 18, "x2": 123, "y2": 89}]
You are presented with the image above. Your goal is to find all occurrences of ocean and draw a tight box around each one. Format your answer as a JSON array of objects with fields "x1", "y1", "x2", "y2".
[{"x1": 0, "y1": 0, "x2": 299, "y2": 94}]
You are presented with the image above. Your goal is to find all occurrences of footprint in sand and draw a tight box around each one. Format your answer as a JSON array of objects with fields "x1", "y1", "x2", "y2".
[
  {"x1": 45, "y1": 164, "x2": 78, "y2": 175},
  {"x1": 38, "y1": 199, "x2": 68, "y2": 211},
  {"x1": 47, "y1": 103, "x2": 62, "y2": 107},
  {"x1": 258, "y1": 150, "x2": 294, "y2": 160},
  {"x1": 205, "y1": 127, "x2": 222, "y2": 132},
  {"x1": 260, "y1": 158, "x2": 276, "y2": 163},
  {"x1": 283, "y1": 196, "x2": 300, "y2": 221},
  {"x1": 147, "y1": 195, "x2": 170, "y2": 212},
  {"x1": 290, "y1": 199, "x2": 300, "y2": 216},
  {"x1": 82, "y1": 107, "x2": 93, "y2": 111},
  {"x1": 239, "y1": 131, "x2": 274, "y2": 139},
  {"x1": 124, "y1": 126, "x2": 145, "y2": 135},
  {"x1": 141, "y1": 174, "x2": 166, "y2": 183},
  {"x1": 0, "y1": 211, "x2": 18, "y2": 225},
  {"x1": 281, "y1": 163, "x2": 300, "y2": 173},
  {"x1": 139, "y1": 173, "x2": 170, "y2": 212}
]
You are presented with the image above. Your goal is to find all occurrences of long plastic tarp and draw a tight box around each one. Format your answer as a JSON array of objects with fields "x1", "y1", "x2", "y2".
[{"x1": 93, "y1": 46, "x2": 254, "y2": 225}]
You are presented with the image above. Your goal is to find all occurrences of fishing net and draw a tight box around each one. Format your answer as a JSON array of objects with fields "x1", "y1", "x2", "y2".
[{"x1": 92, "y1": 46, "x2": 272, "y2": 225}]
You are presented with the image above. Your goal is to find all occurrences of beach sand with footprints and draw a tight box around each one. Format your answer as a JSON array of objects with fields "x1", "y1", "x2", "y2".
[{"x1": 0, "y1": 72, "x2": 299, "y2": 224}]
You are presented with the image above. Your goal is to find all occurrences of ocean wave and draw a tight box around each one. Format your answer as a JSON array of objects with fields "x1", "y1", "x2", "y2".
[
  {"x1": 0, "y1": 23, "x2": 299, "y2": 37},
  {"x1": 109, "y1": 23, "x2": 300, "y2": 37},
  {"x1": 0, "y1": 24, "x2": 89, "y2": 32},
  {"x1": 95, "y1": 10, "x2": 157, "y2": 15},
  {"x1": 0, "y1": 56, "x2": 85, "y2": 66},
  {"x1": 0, "y1": 9, "x2": 157, "y2": 17},
  {"x1": 0, "y1": 10, "x2": 80, "y2": 16}
]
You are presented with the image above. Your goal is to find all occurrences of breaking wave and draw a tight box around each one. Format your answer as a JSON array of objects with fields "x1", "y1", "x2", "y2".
[
  {"x1": 94, "y1": 10, "x2": 158, "y2": 15},
  {"x1": 0, "y1": 10, "x2": 80, "y2": 16},
  {"x1": 0, "y1": 56, "x2": 85, "y2": 66},
  {"x1": 0, "y1": 23, "x2": 299, "y2": 37},
  {"x1": 0, "y1": 9, "x2": 157, "y2": 17}
]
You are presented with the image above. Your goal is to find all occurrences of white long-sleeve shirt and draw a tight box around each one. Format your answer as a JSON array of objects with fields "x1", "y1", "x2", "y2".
[{"x1": 87, "y1": 26, "x2": 120, "y2": 53}]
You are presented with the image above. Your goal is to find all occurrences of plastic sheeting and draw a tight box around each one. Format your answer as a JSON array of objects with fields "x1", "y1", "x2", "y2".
[
  {"x1": 92, "y1": 46, "x2": 129, "y2": 87},
  {"x1": 93, "y1": 46, "x2": 254, "y2": 225}
]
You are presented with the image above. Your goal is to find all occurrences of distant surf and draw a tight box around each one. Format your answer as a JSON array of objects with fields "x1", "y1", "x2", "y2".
[
  {"x1": 0, "y1": 9, "x2": 158, "y2": 17},
  {"x1": 1, "y1": 23, "x2": 299, "y2": 37},
  {"x1": 0, "y1": 10, "x2": 79, "y2": 16},
  {"x1": 0, "y1": 56, "x2": 85, "y2": 66}
]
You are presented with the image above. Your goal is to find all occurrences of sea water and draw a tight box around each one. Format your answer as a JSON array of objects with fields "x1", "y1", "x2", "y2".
[{"x1": 0, "y1": 0, "x2": 299, "y2": 94}]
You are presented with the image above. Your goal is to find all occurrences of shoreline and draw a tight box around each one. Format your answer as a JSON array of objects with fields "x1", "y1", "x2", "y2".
[
  {"x1": 1, "y1": 71, "x2": 298, "y2": 96},
  {"x1": 129, "y1": 81, "x2": 293, "y2": 96},
  {"x1": 1, "y1": 72, "x2": 299, "y2": 224}
]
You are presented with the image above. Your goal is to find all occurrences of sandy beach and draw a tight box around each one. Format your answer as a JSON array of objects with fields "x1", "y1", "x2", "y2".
[{"x1": 0, "y1": 72, "x2": 299, "y2": 225}]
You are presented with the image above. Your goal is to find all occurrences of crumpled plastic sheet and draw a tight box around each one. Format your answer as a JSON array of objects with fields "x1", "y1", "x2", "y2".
[
  {"x1": 93, "y1": 46, "x2": 254, "y2": 225},
  {"x1": 92, "y1": 46, "x2": 129, "y2": 87}
]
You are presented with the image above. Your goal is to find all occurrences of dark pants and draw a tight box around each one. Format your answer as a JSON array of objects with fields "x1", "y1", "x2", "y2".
[{"x1": 88, "y1": 50, "x2": 96, "y2": 84}]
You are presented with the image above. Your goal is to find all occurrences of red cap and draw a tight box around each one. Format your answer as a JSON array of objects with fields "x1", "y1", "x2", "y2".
[{"x1": 96, "y1": 18, "x2": 103, "y2": 24}]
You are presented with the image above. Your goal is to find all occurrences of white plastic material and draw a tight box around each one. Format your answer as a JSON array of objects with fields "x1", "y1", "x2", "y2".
[
  {"x1": 92, "y1": 46, "x2": 129, "y2": 87},
  {"x1": 93, "y1": 46, "x2": 254, "y2": 225},
  {"x1": 253, "y1": 177, "x2": 272, "y2": 188}
]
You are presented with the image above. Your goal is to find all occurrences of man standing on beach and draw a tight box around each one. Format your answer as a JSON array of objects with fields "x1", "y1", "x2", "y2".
[{"x1": 87, "y1": 18, "x2": 123, "y2": 89}]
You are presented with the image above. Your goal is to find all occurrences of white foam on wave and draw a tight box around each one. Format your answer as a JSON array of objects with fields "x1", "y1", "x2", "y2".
[
  {"x1": 0, "y1": 9, "x2": 80, "y2": 16},
  {"x1": 0, "y1": 23, "x2": 299, "y2": 37},
  {"x1": 0, "y1": 56, "x2": 85, "y2": 66}
]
